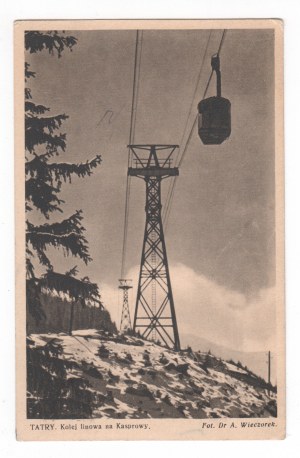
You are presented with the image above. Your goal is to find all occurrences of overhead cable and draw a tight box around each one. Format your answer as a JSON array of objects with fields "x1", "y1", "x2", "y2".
[
  {"x1": 120, "y1": 30, "x2": 143, "y2": 278},
  {"x1": 163, "y1": 30, "x2": 227, "y2": 232}
]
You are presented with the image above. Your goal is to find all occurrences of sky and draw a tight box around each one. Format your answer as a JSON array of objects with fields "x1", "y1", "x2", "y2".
[{"x1": 26, "y1": 28, "x2": 275, "y2": 353}]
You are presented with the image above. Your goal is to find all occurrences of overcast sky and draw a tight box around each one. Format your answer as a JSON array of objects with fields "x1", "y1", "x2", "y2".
[{"x1": 27, "y1": 28, "x2": 275, "y2": 352}]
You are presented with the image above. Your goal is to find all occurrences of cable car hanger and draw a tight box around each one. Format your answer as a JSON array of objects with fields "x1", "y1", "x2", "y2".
[
  {"x1": 163, "y1": 30, "x2": 227, "y2": 232},
  {"x1": 198, "y1": 53, "x2": 231, "y2": 145},
  {"x1": 211, "y1": 54, "x2": 221, "y2": 97}
]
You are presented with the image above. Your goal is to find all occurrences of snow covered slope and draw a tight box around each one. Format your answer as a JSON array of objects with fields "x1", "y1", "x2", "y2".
[{"x1": 27, "y1": 329, "x2": 277, "y2": 420}]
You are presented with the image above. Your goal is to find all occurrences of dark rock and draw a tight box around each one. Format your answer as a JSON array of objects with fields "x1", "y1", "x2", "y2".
[
  {"x1": 266, "y1": 399, "x2": 277, "y2": 417},
  {"x1": 177, "y1": 405, "x2": 186, "y2": 416},
  {"x1": 162, "y1": 394, "x2": 173, "y2": 406},
  {"x1": 146, "y1": 369, "x2": 157, "y2": 379},
  {"x1": 165, "y1": 362, "x2": 176, "y2": 371},
  {"x1": 108, "y1": 369, "x2": 119, "y2": 383},
  {"x1": 106, "y1": 390, "x2": 114, "y2": 402},
  {"x1": 85, "y1": 366, "x2": 103, "y2": 379},
  {"x1": 176, "y1": 363, "x2": 189, "y2": 375},
  {"x1": 159, "y1": 354, "x2": 169, "y2": 365},
  {"x1": 125, "y1": 384, "x2": 153, "y2": 399},
  {"x1": 97, "y1": 344, "x2": 110, "y2": 358}
]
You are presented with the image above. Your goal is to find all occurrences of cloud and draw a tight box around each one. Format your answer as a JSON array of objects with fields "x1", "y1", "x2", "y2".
[
  {"x1": 169, "y1": 263, "x2": 276, "y2": 352},
  {"x1": 100, "y1": 263, "x2": 276, "y2": 353},
  {"x1": 100, "y1": 282, "x2": 121, "y2": 328}
]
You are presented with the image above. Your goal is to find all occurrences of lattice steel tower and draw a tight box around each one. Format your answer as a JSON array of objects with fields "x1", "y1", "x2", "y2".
[
  {"x1": 128, "y1": 144, "x2": 180, "y2": 351},
  {"x1": 119, "y1": 279, "x2": 133, "y2": 333}
]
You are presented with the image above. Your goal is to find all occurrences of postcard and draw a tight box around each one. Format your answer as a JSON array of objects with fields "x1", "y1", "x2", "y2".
[{"x1": 15, "y1": 19, "x2": 284, "y2": 440}]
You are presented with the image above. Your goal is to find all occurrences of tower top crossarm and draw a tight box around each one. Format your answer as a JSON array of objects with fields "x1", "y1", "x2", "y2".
[
  {"x1": 128, "y1": 144, "x2": 179, "y2": 178},
  {"x1": 118, "y1": 279, "x2": 133, "y2": 290}
]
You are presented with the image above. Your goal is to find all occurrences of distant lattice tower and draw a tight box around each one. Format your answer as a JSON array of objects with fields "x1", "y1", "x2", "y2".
[
  {"x1": 119, "y1": 279, "x2": 133, "y2": 333},
  {"x1": 128, "y1": 144, "x2": 180, "y2": 351}
]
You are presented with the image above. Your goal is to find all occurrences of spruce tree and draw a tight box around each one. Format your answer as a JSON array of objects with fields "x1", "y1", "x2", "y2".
[{"x1": 25, "y1": 31, "x2": 102, "y2": 329}]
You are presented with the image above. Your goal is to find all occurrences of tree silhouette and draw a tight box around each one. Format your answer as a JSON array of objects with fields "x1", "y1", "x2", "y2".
[{"x1": 25, "y1": 31, "x2": 102, "y2": 328}]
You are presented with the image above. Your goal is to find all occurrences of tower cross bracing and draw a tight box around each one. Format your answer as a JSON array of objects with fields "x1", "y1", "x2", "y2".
[{"x1": 128, "y1": 145, "x2": 180, "y2": 350}]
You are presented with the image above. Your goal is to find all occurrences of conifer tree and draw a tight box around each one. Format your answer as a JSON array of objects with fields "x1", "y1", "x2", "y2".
[{"x1": 25, "y1": 31, "x2": 102, "y2": 327}]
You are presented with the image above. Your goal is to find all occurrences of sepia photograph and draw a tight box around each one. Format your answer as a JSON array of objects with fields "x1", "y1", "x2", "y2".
[{"x1": 15, "y1": 19, "x2": 284, "y2": 440}]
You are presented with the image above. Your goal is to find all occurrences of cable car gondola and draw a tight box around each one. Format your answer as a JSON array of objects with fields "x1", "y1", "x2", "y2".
[{"x1": 198, "y1": 55, "x2": 231, "y2": 145}]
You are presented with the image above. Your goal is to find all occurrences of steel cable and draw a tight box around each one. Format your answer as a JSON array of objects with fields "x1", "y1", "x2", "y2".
[
  {"x1": 120, "y1": 30, "x2": 143, "y2": 278},
  {"x1": 163, "y1": 30, "x2": 227, "y2": 232}
]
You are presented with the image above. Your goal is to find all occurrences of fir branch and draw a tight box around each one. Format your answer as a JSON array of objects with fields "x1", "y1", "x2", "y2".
[
  {"x1": 25, "y1": 31, "x2": 77, "y2": 57},
  {"x1": 25, "y1": 62, "x2": 36, "y2": 80},
  {"x1": 26, "y1": 278, "x2": 46, "y2": 323},
  {"x1": 25, "y1": 88, "x2": 32, "y2": 100},
  {"x1": 34, "y1": 247, "x2": 53, "y2": 270},
  {"x1": 27, "y1": 210, "x2": 84, "y2": 236},
  {"x1": 27, "y1": 231, "x2": 92, "y2": 264},
  {"x1": 25, "y1": 101, "x2": 50, "y2": 115},
  {"x1": 26, "y1": 114, "x2": 68, "y2": 134},
  {"x1": 28, "y1": 150, "x2": 59, "y2": 162},
  {"x1": 25, "y1": 129, "x2": 67, "y2": 154},
  {"x1": 25, "y1": 202, "x2": 33, "y2": 212},
  {"x1": 26, "y1": 211, "x2": 92, "y2": 264},
  {"x1": 26, "y1": 177, "x2": 64, "y2": 217},
  {"x1": 65, "y1": 266, "x2": 78, "y2": 277},
  {"x1": 26, "y1": 246, "x2": 34, "y2": 258},
  {"x1": 26, "y1": 257, "x2": 35, "y2": 279},
  {"x1": 25, "y1": 113, "x2": 68, "y2": 153},
  {"x1": 42, "y1": 271, "x2": 101, "y2": 305},
  {"x1": 48, "y1": 156, "x2": 102, "y2": 182},
  {"x1": 25, "y1": 154, "x2": 102, "y2": 184}
]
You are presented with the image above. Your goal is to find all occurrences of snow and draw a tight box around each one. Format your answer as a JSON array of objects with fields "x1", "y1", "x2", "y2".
[
  {"x1": 225, "y1": 362, "x2": 248, "y2": 374},
  {"x1": 114, "y1": 399, "x2": 136, "y2": 414},
  {"x1": 28, "y1": 328, "x2": 276, "y2": 420}
]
